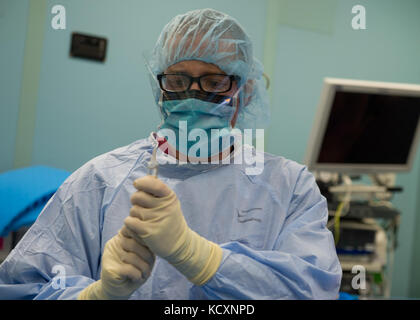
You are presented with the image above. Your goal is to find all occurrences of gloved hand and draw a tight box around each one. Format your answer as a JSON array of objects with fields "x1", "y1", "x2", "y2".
[
  {"x1": 78, "y1": 226, "x2": 155, "y2": 300},
  {"x1": 124, "y1": 176, "x2": 223, "y2": 286}
]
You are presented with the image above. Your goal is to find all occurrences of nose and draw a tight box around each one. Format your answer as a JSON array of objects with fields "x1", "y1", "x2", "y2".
[{"x1": 190, "y1": 79, "x2": 200, "y2": 91}]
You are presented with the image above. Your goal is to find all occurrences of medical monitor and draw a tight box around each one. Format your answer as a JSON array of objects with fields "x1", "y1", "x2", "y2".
[{"x1": 305, "y1": 78, "x2": 420, "y2": 174}]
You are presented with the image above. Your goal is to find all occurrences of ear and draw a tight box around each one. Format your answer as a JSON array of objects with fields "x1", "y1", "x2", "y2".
[
  {"x1": 230, "y1": 96, "x2": 240, "y2": 128},
  {"x1": 230, "y1": 80, "x2": 254, "y2": 127},
  {"x1": 243, "y1": 79, "x2": 255, "y2": 106}
]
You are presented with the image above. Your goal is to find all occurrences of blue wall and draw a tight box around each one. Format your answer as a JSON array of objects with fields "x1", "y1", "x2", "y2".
[
  {"x1": 267, "y1": 0, "x2": 420, "y2": 297},
  {"x1": 0, "y1": 0, "x2": 29, "y2": 172}
]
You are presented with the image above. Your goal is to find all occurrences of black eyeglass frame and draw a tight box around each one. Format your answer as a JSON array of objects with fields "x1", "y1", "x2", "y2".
[{"x1": 157, "y1": 73, "x2": 241, "y2": 93}]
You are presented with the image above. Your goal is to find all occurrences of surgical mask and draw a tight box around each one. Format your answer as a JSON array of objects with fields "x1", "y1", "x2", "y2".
[{"x1": 157, "y1": 90, "x2": 236, "y2": 159}]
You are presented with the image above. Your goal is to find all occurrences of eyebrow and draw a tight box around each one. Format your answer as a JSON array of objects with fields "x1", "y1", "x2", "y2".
[
  {"x1": 165, "y1": 66, "x2": 226, "y2": 75},
  {"x1": 163, "y1": 72, "x2": 227, "y2": 76}
]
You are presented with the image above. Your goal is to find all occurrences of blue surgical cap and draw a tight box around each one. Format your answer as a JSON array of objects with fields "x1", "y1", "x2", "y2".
[{"x1": 146, "y1": 8, "x2": 270, "y2": 130}]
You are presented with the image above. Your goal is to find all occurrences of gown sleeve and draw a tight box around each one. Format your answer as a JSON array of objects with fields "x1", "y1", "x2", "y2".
[
  {"x1": 200, "y1": 166, "x2": 342, "y2": 299},
  {"x1": 0, "y1": 167, "x2": 105, "y2": 300}
]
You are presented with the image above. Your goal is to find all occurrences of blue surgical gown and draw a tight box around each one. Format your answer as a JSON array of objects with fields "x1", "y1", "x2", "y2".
[{"x1": 0, "y1": 135, "x2": 342, "y2": 299}]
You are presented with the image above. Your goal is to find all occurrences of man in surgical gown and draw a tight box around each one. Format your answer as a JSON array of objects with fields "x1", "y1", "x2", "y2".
[{"x1": 0, "y1": 8, "x2": 342, "y2": 300}]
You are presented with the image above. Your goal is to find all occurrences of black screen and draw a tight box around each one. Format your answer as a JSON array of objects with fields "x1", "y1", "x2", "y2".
[{"x1": 317, "y1": 91, "x2": 420, "y2": 164}]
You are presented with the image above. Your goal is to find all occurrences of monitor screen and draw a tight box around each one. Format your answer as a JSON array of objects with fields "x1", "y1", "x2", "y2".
[{"x1": 317, "y1": 91, "x2": 420, "y2": 165}]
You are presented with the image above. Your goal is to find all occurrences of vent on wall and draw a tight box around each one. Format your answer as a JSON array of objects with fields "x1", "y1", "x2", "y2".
[{"x1": 70, "y1": 32, "x2": 107, "y2": 62}]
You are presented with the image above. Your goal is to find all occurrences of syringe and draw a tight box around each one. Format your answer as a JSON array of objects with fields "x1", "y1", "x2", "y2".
[{"x1": 148, "y1": 139, "x2": 159, "y2": 178}]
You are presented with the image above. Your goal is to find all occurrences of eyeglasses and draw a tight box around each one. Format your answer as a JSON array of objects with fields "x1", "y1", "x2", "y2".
[{"x1": 157, "y1": 73, "x2": 240, "y2": 93}]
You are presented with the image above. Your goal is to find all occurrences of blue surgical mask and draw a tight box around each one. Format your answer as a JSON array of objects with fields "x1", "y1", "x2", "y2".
[{"x1": 157, "y1": 90, "x2": 236, "y2": 158}]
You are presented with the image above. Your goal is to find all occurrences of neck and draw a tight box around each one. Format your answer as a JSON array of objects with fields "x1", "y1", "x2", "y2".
[{"x1": 173, "y1": 144, "x2": 235, "y2": 163}]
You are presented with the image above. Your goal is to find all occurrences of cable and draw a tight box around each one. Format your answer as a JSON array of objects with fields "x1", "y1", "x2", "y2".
[
  {"x1": 334, "y1": 201, "x2": 344, "y2": 246},
  {"x1": 333, "y1": 174, "x2": 352, "y2": 246}
]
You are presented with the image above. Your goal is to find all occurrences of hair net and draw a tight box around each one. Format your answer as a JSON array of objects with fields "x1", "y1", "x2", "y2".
[{"x1": 146, "y1": 8, "x2": 270, "y2": 130}]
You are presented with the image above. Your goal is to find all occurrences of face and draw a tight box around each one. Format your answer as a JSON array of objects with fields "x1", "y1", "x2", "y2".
[{"x1": 164, "y1": 60, "x2": 240, "y2": 127}]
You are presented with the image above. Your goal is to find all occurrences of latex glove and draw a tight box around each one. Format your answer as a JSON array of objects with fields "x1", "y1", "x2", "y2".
[
  {"x1": 78, "y1": 226, "x2": 155, "y2": 300},
  {"x1": 124, "y1": 176, "x2": 223, "y2": 286}
]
